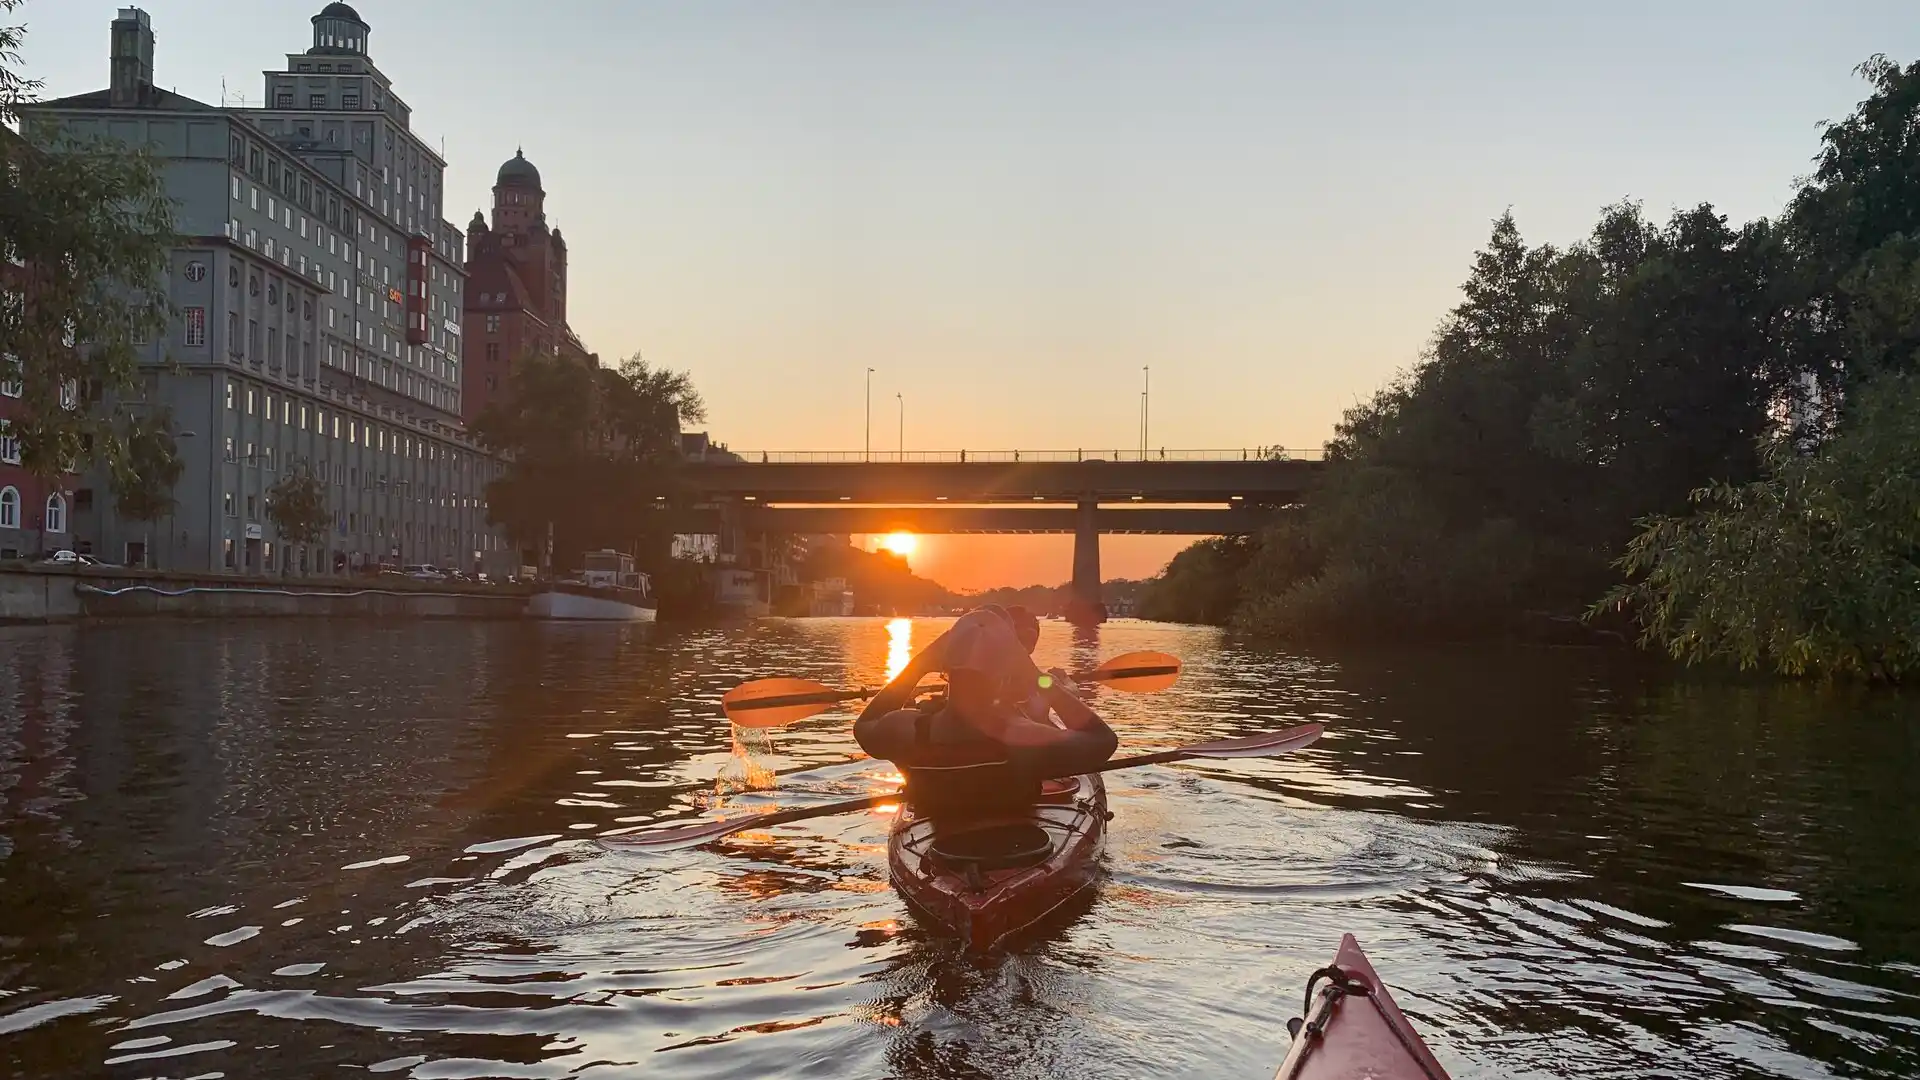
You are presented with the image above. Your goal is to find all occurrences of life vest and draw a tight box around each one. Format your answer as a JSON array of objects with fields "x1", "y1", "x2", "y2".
[{"x1": 897, "y1": 706, "x2": 1040, "y2": 821}]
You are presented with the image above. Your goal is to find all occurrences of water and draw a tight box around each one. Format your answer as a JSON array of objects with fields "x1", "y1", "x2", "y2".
[{"x1": 1, "y1": 618, "x2": 1916, "y2": 1079}]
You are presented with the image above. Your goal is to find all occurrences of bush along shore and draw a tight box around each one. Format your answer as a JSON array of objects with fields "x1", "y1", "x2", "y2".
[{"x1": 1141, "y1": 56, "x2": 1920, "y2": 683}]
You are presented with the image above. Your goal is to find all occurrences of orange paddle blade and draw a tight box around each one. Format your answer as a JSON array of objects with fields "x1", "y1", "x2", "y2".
[
  {"x1": 1080, "y1": 650, "x2": 1182, "y2": 693},
  {"x1": 721, "y1": 678, "x2": 873, "y2": 728}
]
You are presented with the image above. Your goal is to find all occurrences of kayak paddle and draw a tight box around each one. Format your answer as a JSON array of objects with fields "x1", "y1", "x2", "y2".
[
  {"x1": 596, "y1": 720, "x2": 1323, "y2": 853},
  {"x1": 719, "y1": 650, "x2": 1183, "y2": 728}
]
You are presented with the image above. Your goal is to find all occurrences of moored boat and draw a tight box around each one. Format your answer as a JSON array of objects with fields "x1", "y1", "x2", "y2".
[
  {"x1": 887, "y1": 772, "x2": 1109, "y2": 952},
  {"x1": 1274, "y1": 933, "x2": 1453, "y2": 1080},
  {"x1": 527, "y1": 549, "x2": 658, "y2": 622}
]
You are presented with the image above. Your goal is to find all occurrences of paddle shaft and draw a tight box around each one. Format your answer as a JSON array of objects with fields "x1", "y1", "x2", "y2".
[
  {"x1": 727, "y1": 663, "x2": 1180, "y2": 715},
  {"x1": 602, "y1": 723, "x2": 1322, "y2": 849}
]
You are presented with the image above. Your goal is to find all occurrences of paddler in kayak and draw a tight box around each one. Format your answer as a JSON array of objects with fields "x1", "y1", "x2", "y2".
[{"x1": 852, "y1": 608, "x2": 1118, "y2": 822}]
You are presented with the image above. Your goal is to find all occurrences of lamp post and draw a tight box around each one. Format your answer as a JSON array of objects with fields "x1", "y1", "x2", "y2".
[
  {"x1": 164, "y1": 429, "x2": 196, "y2": 572},
  {"x1": 1140, "y1": 366, "x2": 1150, "y2": 460},
  {"x1": 865, "y1": 367, "x2": 875, "y2": 462},
  {"x1": 897, "y1": 392, "x2": 904, "y2": 461}
]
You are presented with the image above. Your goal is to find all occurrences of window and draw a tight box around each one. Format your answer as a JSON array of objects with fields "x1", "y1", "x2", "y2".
[
  {"x1": 184, "y1": 307, "x2": 207, "y2": 347},
  {"x1": 310, "y1": 94, "x2": 326, "y2": 109},
  {"x1": 228, "y1": 312, "x2": 242, "y2": 354},
  {"x1": 0, "y1": 486, "x2": 16, "y2": 529},
  {"x1": 44, "y1": 494, "x2": 66, "y2": 534},
  {"x1": 485, "y1": 314, "x2": 500, "y2": 335},
  {"x1": 0, "y1": 423, "x2": 18, "y2": 464},
  {"x1": 224, "y1": 537, "x2": 234, "y2": 568},
  {"x1": 246, "y1": 494, "x2": 258, "y2": 518},
  {"x1": 231, "y1": 175, "x2": 241, "y2": 201},
  {"x1": 0, "y1": 368, "x2": 19, "y2": 397},
  {"x1": 276, "y1": 91, "x2": 293, "y2": 109},
  {"x1": 343, "y1": 92, "x2": 360, "y2": 109},
  {"x1": 224, "y1": 437, "x2": 236, "y2": 462},
  {"x1": 223, "y1": 491, "x2": 235, "y2": 516},
  {"x1": 225, "y1": 381, "x2": 235, "y2": 410}
]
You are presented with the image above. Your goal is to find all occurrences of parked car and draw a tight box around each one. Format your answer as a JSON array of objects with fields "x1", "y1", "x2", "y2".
[{"x1": 40, "y1": 549, "x2": 100, "y2": 567}]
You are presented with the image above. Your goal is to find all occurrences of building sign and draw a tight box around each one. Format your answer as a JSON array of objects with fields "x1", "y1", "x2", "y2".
[{"x1": 244, "y1": 523, "x2": 263, "y2": 540}]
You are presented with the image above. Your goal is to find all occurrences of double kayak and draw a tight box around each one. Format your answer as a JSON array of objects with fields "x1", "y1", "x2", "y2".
[
  {"x1": 887, "y1": 773, "x2": 1110, "y2": 952},
  {"x1": 1275, "y1": 934, "x2": 1452, "y2": 1080}
]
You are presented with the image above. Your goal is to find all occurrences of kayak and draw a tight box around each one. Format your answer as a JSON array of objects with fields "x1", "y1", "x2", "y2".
[
  {"x1": 1274, "y1": 934, "x2": 1452, "y2": 1080},
  {"x1": 887, "y1": 773, "x2": 1109, "y2": 951}
]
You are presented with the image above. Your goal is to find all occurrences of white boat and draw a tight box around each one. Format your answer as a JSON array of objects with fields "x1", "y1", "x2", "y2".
[{"x1": 527, "y1": 550, "x2": 658, "y2": 622}]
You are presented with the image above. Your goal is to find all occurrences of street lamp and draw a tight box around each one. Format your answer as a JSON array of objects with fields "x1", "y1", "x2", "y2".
[
  {"x1": 1140, "y1": 366, "x2": 1150, "y2": 461},
  {"x1": 165, "y1": 429, "x2": 196, "y2": 572},
  {"x1": 896, "y1": 392, "x2": 904, "y2": 461},
  {"x1": 865, "y1": 367, "x2": 875, "y2": 462}
]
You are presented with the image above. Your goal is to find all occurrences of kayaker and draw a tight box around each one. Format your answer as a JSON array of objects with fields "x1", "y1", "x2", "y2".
[{"x1": 853, "y1": 612, "x2": 1118, "y2": 822}]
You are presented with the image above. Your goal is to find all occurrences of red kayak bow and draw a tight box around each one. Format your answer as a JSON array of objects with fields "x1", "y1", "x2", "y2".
[{"x1": 1275, "y1": 934, "x2": 1452, "y2": 1080}]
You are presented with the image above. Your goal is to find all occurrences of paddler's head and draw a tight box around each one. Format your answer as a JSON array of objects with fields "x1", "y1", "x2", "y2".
[
  {"x1": 941, "y1": 614, "x2": 1034, "y2": 725},
  {"x1": 1004, "y1": 605, "x2": 1040, "y2": 653}
]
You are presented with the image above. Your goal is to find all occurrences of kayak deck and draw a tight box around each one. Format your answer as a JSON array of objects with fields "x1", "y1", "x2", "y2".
[
  {"x1": 1275, "y1": 934, "x2": 1452, "y2": 1080},
  {"x1": 887, "y1": 773, "x2": 1109, "y2": 952}
]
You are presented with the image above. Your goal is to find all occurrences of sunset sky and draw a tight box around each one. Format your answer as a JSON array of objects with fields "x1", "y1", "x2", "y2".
[{"x1": 19, "y1": 1, "x2": 1920, "y2": 589}]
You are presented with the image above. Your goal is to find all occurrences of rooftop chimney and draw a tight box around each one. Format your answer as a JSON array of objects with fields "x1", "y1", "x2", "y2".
[{"x1": 109, "y1": 8, "x2": 154, "y2": 108}]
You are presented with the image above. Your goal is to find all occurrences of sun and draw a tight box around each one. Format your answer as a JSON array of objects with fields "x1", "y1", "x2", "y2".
[{"x1": 880, "y1": 531, "x2": 917, "y2": 557}]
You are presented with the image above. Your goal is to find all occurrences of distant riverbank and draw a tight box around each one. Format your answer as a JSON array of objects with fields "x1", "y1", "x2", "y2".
[{"x1": 0, "y1": 564, "x2": 529, "y2": 623}]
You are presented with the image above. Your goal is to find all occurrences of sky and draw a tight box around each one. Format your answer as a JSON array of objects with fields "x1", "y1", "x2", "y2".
[{"x1": 16, "y1": 1, "x2": 1920, "y2": 589}]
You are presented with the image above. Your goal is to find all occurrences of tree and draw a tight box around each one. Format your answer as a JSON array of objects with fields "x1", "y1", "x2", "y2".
[
  {"x1": 1137, "y1": 536, "x2": 1253, "y2": 625},
  {"x1": 266, "y1": 460, "x2": 330, "y2": 577},
  {"x1": 471, "y1": 351, "x2": 706, "y2": 575},
  {"x1": 1598, "y1": 374, "x2": 1920, "y2": 681},
  {"x1": 2, "y1": 0, "x2": 180, "y2": 479},
  {"x1": 108, "y1": 408, "x2": 183, "y2": 568}
]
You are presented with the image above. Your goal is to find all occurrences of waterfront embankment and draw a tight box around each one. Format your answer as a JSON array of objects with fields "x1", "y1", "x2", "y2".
[{"x1": 0, "y1": 564, "x2": 530, "y2": 623}]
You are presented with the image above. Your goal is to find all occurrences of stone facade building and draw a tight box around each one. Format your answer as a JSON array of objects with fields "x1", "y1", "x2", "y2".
[
  {"x1": 20, "y1": 6, "x2": 513, "y2": 575},
  {"x1": 461, "y1": 150, "x2": 597, "y2": 425},
  {"x1": 0, "y1": 254, "x2": 79, "y2": 560}
]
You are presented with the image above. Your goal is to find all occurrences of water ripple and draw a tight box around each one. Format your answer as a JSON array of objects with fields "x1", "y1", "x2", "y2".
[{"x1": 0, "y1": 621, "x2": 1914, "y2": 1079}]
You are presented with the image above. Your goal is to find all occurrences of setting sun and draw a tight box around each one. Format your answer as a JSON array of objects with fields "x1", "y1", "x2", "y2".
[{"x1": 880, "y1": 531, "x2": 918, "y2": 557}]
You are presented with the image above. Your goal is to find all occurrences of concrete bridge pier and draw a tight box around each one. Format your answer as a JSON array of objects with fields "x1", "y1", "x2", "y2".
[{"x1": 1066, "y1": 499, "x2": 1108, "y2": 627}]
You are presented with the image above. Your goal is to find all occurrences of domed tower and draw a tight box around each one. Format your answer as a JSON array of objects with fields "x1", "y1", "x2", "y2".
[
  {"x1": 492, "y1": 149, "x2": 546, "y2": 234},
  {"x1": 485, "y1": 149, "x2": 565, "y2": 325},
  {"x1": 310, "y1": 2, "x2": 369, "y2": 55}
]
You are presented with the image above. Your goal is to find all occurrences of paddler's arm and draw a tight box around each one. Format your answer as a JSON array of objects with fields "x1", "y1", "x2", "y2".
[
  {"x1": 999, "y1": 670, "x2": 1118, "y2": 776},
  {"x1": 1039, "y1": 667, "x2": 1112, "y2": 739},
  {"x1": 853, "y1": 630, "x2": 950, "y2": 756}
]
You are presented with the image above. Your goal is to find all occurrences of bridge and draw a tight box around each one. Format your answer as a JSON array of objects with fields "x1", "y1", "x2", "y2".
[{"x1": 676, "y1": 448, "x2": 1327, "y2": 623}]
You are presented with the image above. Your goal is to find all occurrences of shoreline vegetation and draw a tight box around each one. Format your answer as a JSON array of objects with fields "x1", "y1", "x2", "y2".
[{"x1": 1140, "y1": 56, "x2": 1920, "y2": 683}]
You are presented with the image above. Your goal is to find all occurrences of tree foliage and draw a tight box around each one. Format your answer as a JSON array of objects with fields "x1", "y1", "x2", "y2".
[
  {"x1": 1137, "y1": 536, "x2": 1253, "y2": 625},
  {"x1": 109, "y1": 407, "x2": 183, "y2": 526},
  {"x1": 1146, "y1": 55, "x2": 1920, "y2": 670},
  {"x1": 1599, "y1": 375, "x2": 1920, "y2": 680},
  {"x1": 2, "y1": 0, "x2": 179, "y2": 479},
  {"x1": 266, "y1": 459, "x2": 331, "y2": 574},
  {"x1": 470, "y1": 352, "x2": 706, "y2": 573}
]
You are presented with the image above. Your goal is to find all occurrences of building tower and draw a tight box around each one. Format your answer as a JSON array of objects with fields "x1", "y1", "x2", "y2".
[
  {"x1": 462, "y1": 149, "x2": 590, "y2": 424},
  {"x1": 309, "y1": 2, "x2": 370, "y2": 55}
]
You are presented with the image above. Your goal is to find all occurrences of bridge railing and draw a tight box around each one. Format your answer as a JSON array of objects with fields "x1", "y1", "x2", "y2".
[{"x1": 702, "y1": 447, "x2": 1327, "y2": 464}]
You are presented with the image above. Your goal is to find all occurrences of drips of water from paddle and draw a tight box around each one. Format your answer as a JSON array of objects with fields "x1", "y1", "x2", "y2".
[{"x1": 1, "y1": 619, "x2": 1916, "y2": 1079}]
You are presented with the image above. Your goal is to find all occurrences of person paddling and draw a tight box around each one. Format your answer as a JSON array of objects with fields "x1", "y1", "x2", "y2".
[{"x1": 853, "y1": 609, "x2": 1118, "y2": 823}]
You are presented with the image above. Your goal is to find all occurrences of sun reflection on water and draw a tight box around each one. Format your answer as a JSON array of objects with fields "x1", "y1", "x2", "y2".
[{"x1": 884, "y1": 618, "x2": 913, "y2": 683}]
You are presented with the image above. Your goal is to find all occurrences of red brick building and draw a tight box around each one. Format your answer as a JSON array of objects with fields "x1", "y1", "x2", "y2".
[
  {"x1": 461, "y1": 149, "x2": 595, "y2": 423},
  {"x1": 0, "y1": 259, "x2": 78, "y2": 560}
]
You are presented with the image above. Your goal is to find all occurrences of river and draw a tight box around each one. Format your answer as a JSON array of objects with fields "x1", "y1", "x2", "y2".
[{"x1": 0, "y1": 617, "x2": 1915, "y2": 1079}]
